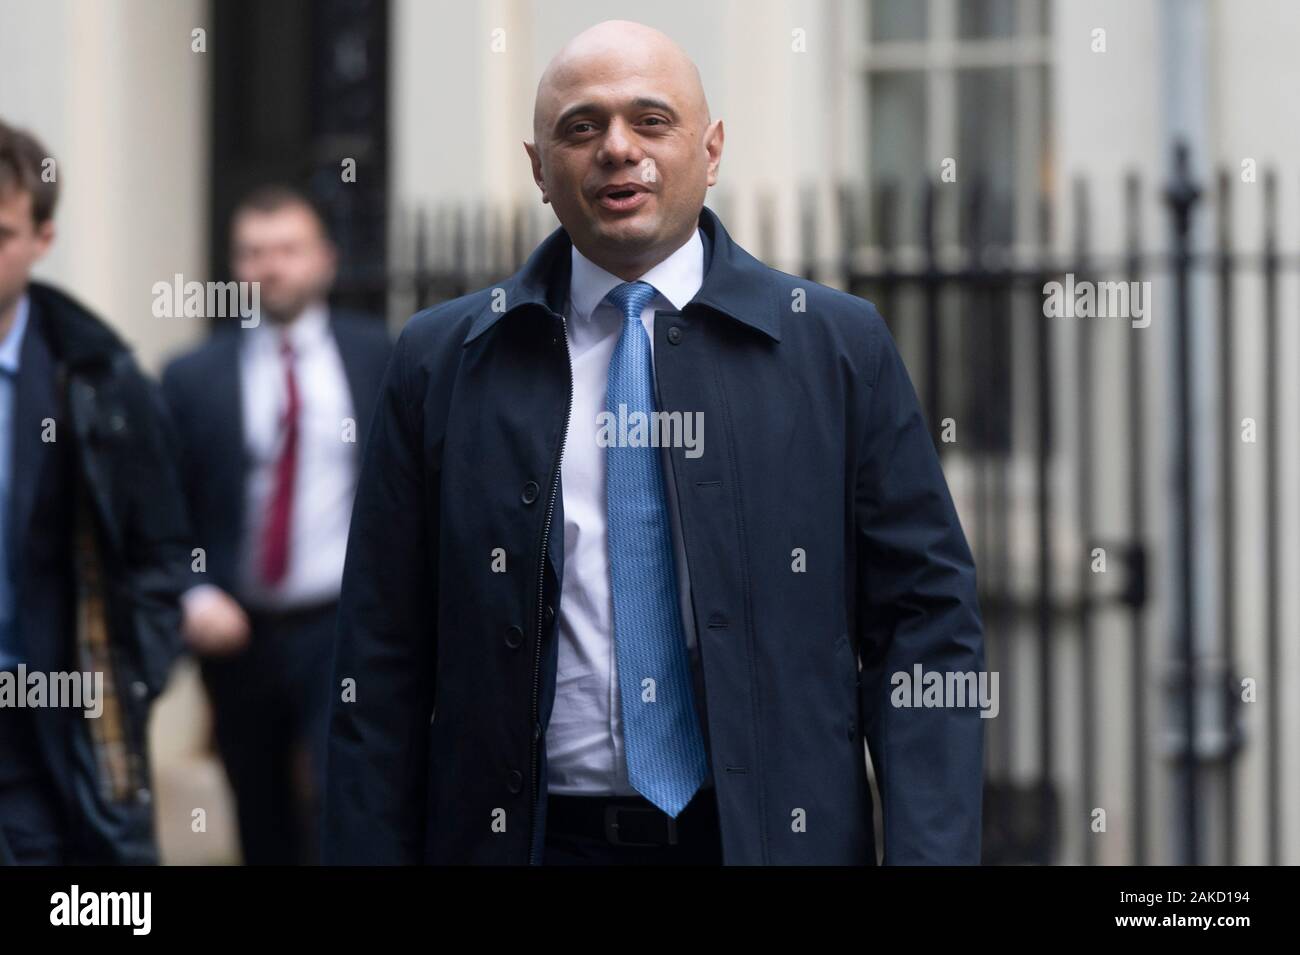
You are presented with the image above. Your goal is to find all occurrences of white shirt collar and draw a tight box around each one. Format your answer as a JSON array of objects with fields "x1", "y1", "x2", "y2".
[
  {"x1": 249, "y1": 301, "x2": 330, "y2": 354},
  {"x1": 568, "y1": 228, "x2": 704, "y2": 320},
  {"x1": 0, "y1": 293, "x2": 31, "y2": 374}
]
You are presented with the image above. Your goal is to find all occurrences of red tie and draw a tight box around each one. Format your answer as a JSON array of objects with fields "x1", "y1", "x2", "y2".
[{"x1": 259, "y1": 334, "x2": 300, "y2": 587}]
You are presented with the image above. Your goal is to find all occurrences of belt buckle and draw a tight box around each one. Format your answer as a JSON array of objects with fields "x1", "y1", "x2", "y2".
[{"x1": 604, "y1": 804, "x2": 678, "y2": 847}]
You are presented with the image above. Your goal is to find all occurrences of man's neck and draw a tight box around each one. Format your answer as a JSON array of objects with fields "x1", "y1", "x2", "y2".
[
  {"x1": 579, "y1": 227, "x2": 697, "y2": 283},
  {"x1": 264, "y1": 299, "x2": 326, "y2": 329},
  {"x1": 0, "y1": 291, "x2": 22, "y2": 344}
]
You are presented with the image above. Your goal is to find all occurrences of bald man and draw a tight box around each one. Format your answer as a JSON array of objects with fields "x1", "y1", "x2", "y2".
[{"x1": 323, "y1": 20, "x2": 985, "y2": 865}]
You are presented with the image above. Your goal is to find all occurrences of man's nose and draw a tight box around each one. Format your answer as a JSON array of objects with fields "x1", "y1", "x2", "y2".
[{"x1": 598, "y1": 118, "x2": 642, "y2": 165}]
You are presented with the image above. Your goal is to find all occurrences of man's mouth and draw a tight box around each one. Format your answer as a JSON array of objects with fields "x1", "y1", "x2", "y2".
[{"x1": 596, "y1": 183, "x2": 650, "y2": 212}]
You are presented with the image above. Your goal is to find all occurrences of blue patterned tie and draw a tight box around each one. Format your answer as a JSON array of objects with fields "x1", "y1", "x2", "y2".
[{"x1": 604, "y1": 280, "x2": 708, "y2": 817}]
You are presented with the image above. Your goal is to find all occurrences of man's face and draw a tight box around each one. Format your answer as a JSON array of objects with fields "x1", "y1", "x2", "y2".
[
  {"x1": 230, "y1": 204, "x2": 336, "y2": 323},
  {"x1": 527, "y1": 50, "x2": 722, "y2": 276},
  {"x1": 0, "y1": 188, "x2": 53, "y2": 318}
]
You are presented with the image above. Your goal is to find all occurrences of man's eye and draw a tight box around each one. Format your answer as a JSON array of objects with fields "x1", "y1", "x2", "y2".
[{"x1": 570, "y1": 122, "x2": 596, "y2": 135}]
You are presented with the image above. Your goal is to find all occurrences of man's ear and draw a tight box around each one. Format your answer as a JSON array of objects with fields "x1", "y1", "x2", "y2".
[
  {"x1": 704, "y1": 119, "x2": 724, "y2": 188},
  {"x1": 32, "y1": 219, "x2": 56, "y2": 262},
  {"x1": 523, "y1": 140, "x2": 549, "y2": 204}
]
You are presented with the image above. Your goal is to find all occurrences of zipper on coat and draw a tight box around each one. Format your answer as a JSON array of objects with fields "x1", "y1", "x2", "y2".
[{"x1": 529, "y1": 308, "x2": 572, "y2": 865}]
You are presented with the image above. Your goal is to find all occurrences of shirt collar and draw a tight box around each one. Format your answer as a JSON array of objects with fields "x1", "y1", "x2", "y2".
[
  {"x1": 568, "y1": 227, "x2": 704, "y2": 321},
  {"x1": 463, "y1": 206, "x2": 780, "y2": 346},
  {"x1": 249, "y1": 301, "x2": 330, "y2": 354},
  {"x1": 0, "y1": 294, "x2": 31, "y2": 374}
]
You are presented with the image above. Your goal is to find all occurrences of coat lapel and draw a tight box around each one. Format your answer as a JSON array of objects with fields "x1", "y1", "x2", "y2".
[
  {"x1": 210, "y1": 330, "x2": 247, "y2": 531},
  {"x1": 10, "y1": 305, "x2": 59, "y2": 565},
  {"x1": 329, "y1": 313, "x2": 373, "y2": 459}
]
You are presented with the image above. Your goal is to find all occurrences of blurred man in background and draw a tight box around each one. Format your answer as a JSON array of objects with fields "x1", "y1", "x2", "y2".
[
  {"x1": 0, "y1": 118, "x2": 190, "y2": 864},
  {"x1": 161, "y1": 187, "x2": 390, "y2": 865}
]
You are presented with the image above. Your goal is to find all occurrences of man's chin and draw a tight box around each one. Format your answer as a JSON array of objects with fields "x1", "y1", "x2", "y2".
[
  {"x1": 259, "y1": 300, "x2": 306, "y2": 324},
  {"x1": 591, "y1": 214, "x2": 660, "y2": 249}
]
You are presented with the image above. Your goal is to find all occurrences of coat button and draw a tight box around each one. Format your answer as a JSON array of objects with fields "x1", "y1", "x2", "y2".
[
  {"x1": 508, "y1": 770, "x2": 524, "y2": 793},
  {"x1": 847, "y1": 721, "x2": 857, "y2": 741},
  {"x1": 544, "y1": 604, "x2": 555, "y2": 626},
  {"x1": 521, "y1": 481, "x2": 539, "y2": 504},
  {"x1": 131, "y1": 680, "x2": 149, "y2": 701},
  {"x1": 667, "y1": 326, "x2": 683, "y2": 344},
  {"x1": 505, "y1": 625, "x2": 524, "y2": 649}
]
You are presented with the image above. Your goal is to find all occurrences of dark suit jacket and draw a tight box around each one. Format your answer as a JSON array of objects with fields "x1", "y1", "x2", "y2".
[
  {"x1": 323, "y1": 206, "x2": 986, "y2": 866},
  {"x1": 160, "y1": 309, "x2": 392, "y2": 601}
]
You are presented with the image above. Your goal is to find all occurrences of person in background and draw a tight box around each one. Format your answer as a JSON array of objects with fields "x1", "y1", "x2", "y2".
[
  {"x1": 0, "y1": 118, "x2": 190, "y2": 865},
  {"x1": 161, "y1": 186, "x2": 391, "y2": 865}
]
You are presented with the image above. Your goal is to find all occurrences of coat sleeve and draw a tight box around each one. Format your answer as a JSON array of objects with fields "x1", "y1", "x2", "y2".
[
  {"x1": 322, "y1": 326, "x2": 438, "y2": 864},
  {"x1": 158, "y1": 360, "x2": 194, "y2": 518},
  {"x1": 853, "y1": 307, "x2": 986, "y2": 865},
  {"x1": 113, "y1": 353, "x2": 192, "y2": 698}
]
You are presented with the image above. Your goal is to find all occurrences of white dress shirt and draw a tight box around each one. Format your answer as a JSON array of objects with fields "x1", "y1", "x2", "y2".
[
  {"x1": 184, "y1": 304, "x2": 358, "y2": 615},
  {"x1": 546, "y1": 227, "x2": 715, "y2": 796},
  {"x1": 237, "y1": 304, "x2": 358, "y2": 609}
]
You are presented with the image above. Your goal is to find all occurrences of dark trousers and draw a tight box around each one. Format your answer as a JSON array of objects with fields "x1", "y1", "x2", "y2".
[
  {"x1": 200, "y1": 600, "x2": 336, "y2": 865},
  {"x1": 0, "y1": 706, "x2": 65, "y2": 865},
  {"x1": 543, "y1": 787, "x2": 723, "y2": 865}
]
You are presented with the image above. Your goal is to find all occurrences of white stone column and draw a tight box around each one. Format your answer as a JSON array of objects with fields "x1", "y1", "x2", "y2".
[{"x1": 0, "y1": 0, "x2": 210, "y2": 373}]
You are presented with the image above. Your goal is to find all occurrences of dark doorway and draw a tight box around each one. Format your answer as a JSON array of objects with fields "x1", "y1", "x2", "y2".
[{"x1": 209, "y1": 0, "x2": 389, "y2": 318}]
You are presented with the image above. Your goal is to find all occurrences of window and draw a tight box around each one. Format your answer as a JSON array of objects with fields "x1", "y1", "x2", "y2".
[
  {"x1": 843, "y1": 0, "x2": 1054, "y2": 456},
  {"x1": 849, "y1": 0, "x2": 1053, "y2": 249}
]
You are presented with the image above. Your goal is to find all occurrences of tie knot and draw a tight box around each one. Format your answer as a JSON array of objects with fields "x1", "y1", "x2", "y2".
[{"x1": 605, "y1": 281, "x2": 657, "y2": 322}]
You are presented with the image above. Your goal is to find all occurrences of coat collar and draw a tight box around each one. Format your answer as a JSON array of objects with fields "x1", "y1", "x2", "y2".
[
  {"x1": 24, "y1": 280, "x2": 127, "y2": 368},
  {"x1": 463, "y1": 204, "x2": 780, "y2": 345}
]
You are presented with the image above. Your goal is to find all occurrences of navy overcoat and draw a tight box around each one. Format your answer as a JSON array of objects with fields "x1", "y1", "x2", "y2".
[{"x1": 323, "y1": 205, "x2": 986, "y2": 865}]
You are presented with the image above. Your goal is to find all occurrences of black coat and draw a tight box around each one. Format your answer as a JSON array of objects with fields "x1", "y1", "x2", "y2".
[
  {"x1": 9, "y1": 281, "x2": 191, "y2": 864},
  {"x1": 323, "y1": 206, "x2": 986, "y2": 865}
]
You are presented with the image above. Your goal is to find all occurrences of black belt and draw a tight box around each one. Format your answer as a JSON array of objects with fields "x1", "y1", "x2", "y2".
[{"x1": 545, "y1": 791, "x2": 717, "y2": 847}]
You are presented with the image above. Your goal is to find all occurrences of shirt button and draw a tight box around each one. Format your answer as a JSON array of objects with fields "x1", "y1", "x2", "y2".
[
  {"x1": 667, "y1": 326, "x2": 683, "y2": 344},
  {"x1": 521, "y1": 481, "x2": 539, "y2": 504},
  {"x1": 505, "y1": 625, "x2": 524, "y2": 649}
]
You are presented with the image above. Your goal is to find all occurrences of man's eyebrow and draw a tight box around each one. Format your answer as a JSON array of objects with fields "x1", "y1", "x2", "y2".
[{"x1": 553, "y1": 97, "x2": 680, "y2": 132}]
